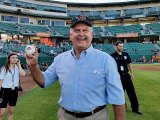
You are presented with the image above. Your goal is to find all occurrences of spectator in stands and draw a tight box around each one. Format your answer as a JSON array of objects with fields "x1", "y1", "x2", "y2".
[
  {"x1": 151, "y1": 58, "x2": 154, "y2": 62},
  {"x1": 111, "y1": 41, "x2": 142, "y2": 115},
  {"x1": 25, "y1": 15, "x2": 125, "y2": 120},
  {"x1": 0, "y1": 52, "x2": 25, "y2": 120},
  {"x1": 60, "y1": 42, "x2": 63, "y2": 47},
  {"x1": 37, "y1": 47, "x2": 41, "y2": 53},
  {"x1": 0, "y1": 45, "x2": 3, "y2": 52},
  {"x1": 142, "y1": 56, "x2": 146, "y2": 62},
  {"x1": 50, "y1": 49, "x2": 54, "y2": 55}
]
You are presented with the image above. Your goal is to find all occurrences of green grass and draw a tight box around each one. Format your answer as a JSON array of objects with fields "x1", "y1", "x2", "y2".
[
  {"x1": 11, "y1": 64, "x2": 160, "y2": 120},
  {"x1": 14, "y1": 83, "x2": 61, "y2": 120},
  {"x1": 108, "y1": 64, "x2": 160, "y2": 120}
]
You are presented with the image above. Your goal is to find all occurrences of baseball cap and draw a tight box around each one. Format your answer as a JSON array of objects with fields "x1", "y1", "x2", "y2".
[{"x1": 70, "y1": 15, "x2": 92, "y2": 28}]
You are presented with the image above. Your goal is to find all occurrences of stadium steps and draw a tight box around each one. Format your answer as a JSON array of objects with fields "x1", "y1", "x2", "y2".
[
  {"x1": 154, "y1": 44, "x2": 160, "y2": 55},
  {"x1": 101, "y1": 26, "x2": 114, "y2": 37},
  {"x1": 145, "y1": 23, "x2": 160, "y2": 34},
  {"x1": 93, "y1": 27, "x2": 103, "y2": 38},
  {"x1": 141, "y1": 24, "x2": 155, "y2": 35},
  {"x1": 154, "y1": 44, "x2": 160, "y2": 50}
]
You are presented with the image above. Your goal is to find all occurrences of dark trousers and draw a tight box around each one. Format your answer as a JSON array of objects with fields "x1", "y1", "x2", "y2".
[{"x1": 120, "y1": 73, "x2": 139, "y2": 111}]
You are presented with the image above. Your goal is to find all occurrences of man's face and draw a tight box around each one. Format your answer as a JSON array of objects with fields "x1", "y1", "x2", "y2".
[
  {"x1": 70, "y1": 23, "x2": 93, "y2": 51},
  {"x1": 116, "y1": 43, "x2": 124, "y2": 52}
]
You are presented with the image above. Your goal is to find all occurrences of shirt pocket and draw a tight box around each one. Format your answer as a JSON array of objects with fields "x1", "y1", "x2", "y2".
[{"x1": 84, "y1": 69, "x2": 105, "y2": 91}]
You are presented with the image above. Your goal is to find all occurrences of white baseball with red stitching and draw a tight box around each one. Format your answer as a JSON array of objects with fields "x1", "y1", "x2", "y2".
[{"x1": 25, "y1": 45, "x2": 35, "y2": 55}]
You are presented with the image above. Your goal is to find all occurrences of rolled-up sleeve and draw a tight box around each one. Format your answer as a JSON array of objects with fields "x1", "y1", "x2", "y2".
[
  {"x1": 43, "y1": 58, "x2": 58, "y2": 88},
  {"x1": 105, "y1": 56, "x2": 125, "y2": 105}
]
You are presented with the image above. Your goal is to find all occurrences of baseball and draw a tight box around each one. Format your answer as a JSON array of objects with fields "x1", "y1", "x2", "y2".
[{"x1": 25, "y1": 45, "x2": 35, "y2": 55}]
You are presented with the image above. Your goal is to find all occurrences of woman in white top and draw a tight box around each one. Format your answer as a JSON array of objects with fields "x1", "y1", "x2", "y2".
[{"x1": 0, "y1": 52, "x2": 25, "y2": 120}]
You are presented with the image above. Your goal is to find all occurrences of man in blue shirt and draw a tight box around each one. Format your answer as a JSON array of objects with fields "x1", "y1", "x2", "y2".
[{"x1": 25, "y1": 15, "x2": 125, "y2": 120}]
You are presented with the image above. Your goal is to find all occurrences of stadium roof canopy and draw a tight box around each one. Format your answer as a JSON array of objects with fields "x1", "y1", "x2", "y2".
[
  {"x1": 38, "y1": 0, "x2": 159, "y2": 6},
  {"x1": 51, "y1": 0, "x2": 137, "y2": 4}
]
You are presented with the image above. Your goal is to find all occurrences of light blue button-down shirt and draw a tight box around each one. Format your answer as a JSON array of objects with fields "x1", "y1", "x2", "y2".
[{"x1": 43, "y1": 45, "x2": 125, "y2": 112}]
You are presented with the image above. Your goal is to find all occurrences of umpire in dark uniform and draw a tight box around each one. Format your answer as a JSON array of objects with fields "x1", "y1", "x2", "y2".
[{"x1": 111, "y1": 41, "x2": 142, "y2": 115}]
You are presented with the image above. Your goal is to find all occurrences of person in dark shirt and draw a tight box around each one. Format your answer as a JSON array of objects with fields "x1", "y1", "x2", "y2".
[{"x1": 111, "y1": 41, "x2": 142, "y2": 115}]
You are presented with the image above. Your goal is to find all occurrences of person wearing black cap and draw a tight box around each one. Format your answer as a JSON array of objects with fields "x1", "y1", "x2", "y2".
[
  {"x1": 25, "y1": 15, "x2": 126, "y2": 120},
  {"x1": 111, "y1": 41, "x2": 142, "y2": 115}
]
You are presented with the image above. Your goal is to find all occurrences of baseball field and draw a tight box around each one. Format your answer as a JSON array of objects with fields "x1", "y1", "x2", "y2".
[{"x1": 9, "y1": 64, "x2": 160, "y2": 120}]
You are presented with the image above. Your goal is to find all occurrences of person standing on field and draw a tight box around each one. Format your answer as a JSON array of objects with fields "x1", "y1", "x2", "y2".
[
  {"x1": 25, "y1": 15, "x2": 126, "y2": 120},
  {"x1": 0, "y1": 52, "x2": 25, "y2": 120},
  {"x1": 111, "y1": 41, "x2": 142, "y2": 115}
]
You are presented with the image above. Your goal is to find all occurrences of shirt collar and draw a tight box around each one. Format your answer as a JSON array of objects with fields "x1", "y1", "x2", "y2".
[
  {"x1": 116, "y1": 51, "x2": 123, "y2": 56},
  {"x1": 71, "y1": 44, "x2": 93, "y2": 58}
]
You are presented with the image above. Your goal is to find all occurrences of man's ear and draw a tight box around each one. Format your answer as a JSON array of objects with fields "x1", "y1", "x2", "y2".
[
  {"x1": 69, "y1": 32, "x2": 72, "y2": 37},
  {"x1": 69, "y1": 30, "x2": 73, "y2": 42},
  {"x1": 92, "y1": 31, "x2": 94, "y2": 36}
]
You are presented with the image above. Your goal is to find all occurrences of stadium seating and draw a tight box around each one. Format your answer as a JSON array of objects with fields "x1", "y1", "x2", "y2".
[
  {"x1": 1, "y1": 20, "x2": 160, "y2": 38},
  {"x1": 62, "y1": 45, "x2": 72, "y2": 51},
  {"x1": 49, "y1": 26, "x2": 70, "y2": 37},
  {"x1": 93, "y1": 27, "x2": 103, "y2": 38},
  {"x1": 0, "y1": 42, "x2": 158, "y2": 67},
  {"x1": 145, "y1": 23, "x2": 160, "y2": 34},
  {"x1": 104, "y1": 26, "x2": 126, "y2": 35},
  {"x1": 127, "y1": 42, "x2": 155, "y2": 61},
  {"x1": 0, "y1": 21, "x2": 20, "y2": 34},
  {"x1": 0, "y1": 0, "x2": 160, "y2": 67},
  {"x1": 92, "y1": 42, "x2": 157, "y2": 61},
  {"x1": 19, "y1": 24, "x2": 49, "y2": 35},
  {"x1": 124, "y1": 25, "x2": 143, "y2": 34}
]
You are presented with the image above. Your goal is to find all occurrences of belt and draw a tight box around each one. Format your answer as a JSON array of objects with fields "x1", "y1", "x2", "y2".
[
  {"x1": 63, "y1": 105, "x2": 106, "y2": 118},
  {"x1": 120, "y1": 72, "x2": 128, "y2": 76},
  {"x1": 1, "y1": 87, "x2": 18, "y2": 90}
]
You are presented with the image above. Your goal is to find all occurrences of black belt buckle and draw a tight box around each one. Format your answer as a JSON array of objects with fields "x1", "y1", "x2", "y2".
[{"x1": 74, "y1": 112, "x2": 91, "y2": 118}]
